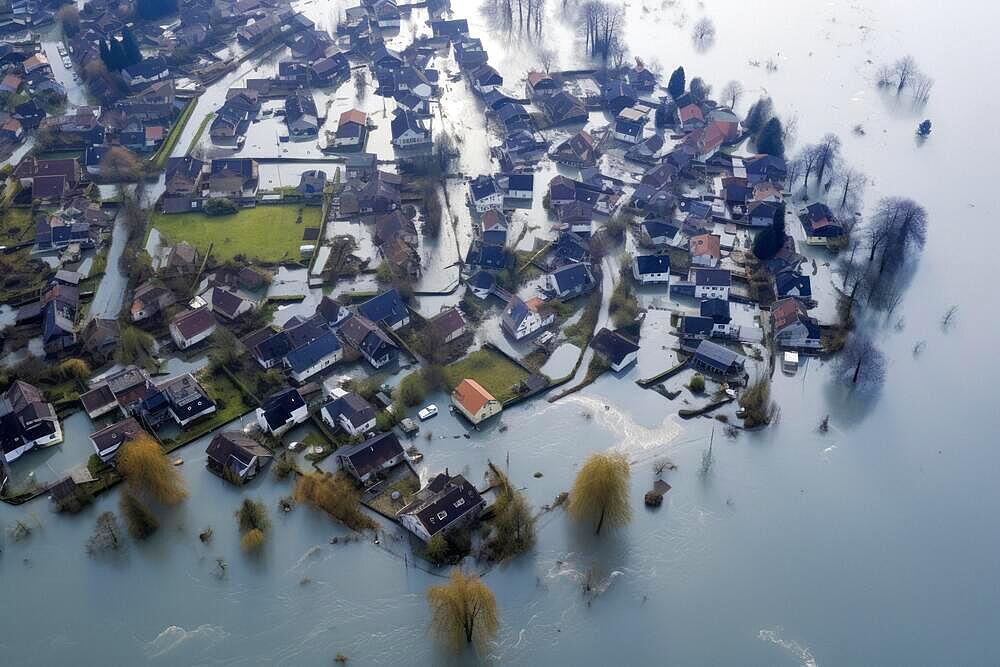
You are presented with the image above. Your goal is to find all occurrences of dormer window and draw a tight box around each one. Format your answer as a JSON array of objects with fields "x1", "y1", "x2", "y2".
[
  {"x1": 437, "y1": 511, "x2": 448, "y2": 520},
  {"x1": 454, "y1": 498, "x2": 465, "y2": 508}
]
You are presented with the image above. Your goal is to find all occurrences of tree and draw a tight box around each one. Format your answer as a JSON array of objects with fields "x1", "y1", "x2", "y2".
[
  {"x1": 58, "y1": 5, "x2": 80, "y2": 37},
  {"x1": 427, "y1": 570, "x2": 500, "y2": 649},
  {"x1": 833, "y1": 333, "x2": 886, "y2": 389},
  {"x1": 743, "y1": 96, "x2": 774, "y2": 135},
  {"x1": 568, "y1": 452, "x2": 631, "y2": 535},
  {"x1": 692, "y1": 17, "x2": 716, "y2": 43},
  {"x1": 796, "y1": 143, "x2": 820, "y2": 188},
  {"x1": 353, "y1": 69, "x2": 367, "y2": 99},
  {"x1": 294, "y1": 471, "x2": 376, "y2": 531},
  {"x1": 100, "y1": 146, "x2": 140, "y2": 182},
  {"x1": 482, "y1": 467, "x2": 536, "y2": 561},
  {"x1": 120, "y1": 492, "x2": 159, "y2": 539},
  {"x1": 917, "y1": 119, "x2": 932, "y2": 136},
  {"x1": 720, "y1": 80, "x2": 744, "y2": 109},
  {"x1": 58, "y1": 357, "x2": 91, "y2": 380},
  {"x1": 832, "y1": 166, "x2": 867, "y2": 213},
  {"x1": 752, "y1": 205, "x2": 786, "y2": 260},
  {"x1": 875, "y1": 197, "x2": 928, "y2": 275},
  {"x1": 667, "y1": 66, "x2": 685, "y2": 99},
  {"x1": 756, "y1": 117, "x2": 785, "y2": 157},
  {"x1": 911, "y1": 74, "x2": 934, "y2": 102},
  {"x1": 86, "y1": 512, "x2": 124, "y2": 554},
  {"x1": 893, "y1": 55, "x2": 918, "y2": 95},
  {"x1": 689, "y1": 77, "x2": 711, "y2": 103},
  {"x1": 117, "y1": 434, "x2": 189, "y2": 505},
  {"x1": 121, "y1": 28, "x2": 142, "y2": 67},
  {"x1": 236, "y1": 498, "x2": 270, "y2": 551},
  {"x1": 812, "y1": 133, "x2": 841, "y2": 187}
]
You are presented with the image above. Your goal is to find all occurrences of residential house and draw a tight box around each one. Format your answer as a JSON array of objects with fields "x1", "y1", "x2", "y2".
[
  {"x1": 525, "y1": 70, "x2": 557, "y2": 98},
  {"x1": 590, "y1": 328, "x2": 640, "y2": 372},
  {"x1": 470, "y1": 64, "x2": 502, "y2": 95},
  {"x1": 557, "y1": 200, "x2": 593, "y2": 235},
  {"x1": 358, "y1": 289, "x2": 410, "y2": 331},
  {"x1": 626, "y1": 133, "x2": 665, "y2": 164},
  {"x1": 430, "y1": 18, "x2": 470, "y2": 40},
  {"x1": 642, "y1": 219, "x2": 682, "y2": 247},
  {"x1": 546, "y1": 262, "x2": 595, "y2": 299},
  {"x1": 799, "y1": 203, "x2": 845, "y2": 245},
  {"x1": 627, "y1": 63, "x2": 656, "y2": 92},
  {"x1": 633, "y1": 254, "x2": 671, "y2": 285},
  {"x1": 169, "y1": 307, "x2": 217, "y2": 350},
  {"x1": 285, "y1": 92, "x2": 319, "y2": 138},
  {"x1": 206, "y1": 431, "x2": 273, "y2": 484},
  {"x1": 298, "y1": 169, "x2": 327, "y2": 203},
  {"x1": 208, "y1": 158, "x2": 259, "y2": 204},
  {"x1": 469, "y1": 174, "x2": 503, "y2": 213},
  {"x1": 0, "y1": 381, "x2": 62, "y2": 463},
  {"x1": 390, "y1": 108, "x2": 431, "y2": 147},
  {"x1": 747, "y1": 200, "x2": 783, "y2": 228},
  {"x1": 332, "y1": 431, "x2": 405, "y2": 485},
  {"x1": 204, "y1": 286, "x2": 255, "y2": 320},
  {"x1": 130, "y1": 282, "x2": 175, "y2": 321},
  {"x1": 374, "y1": 210, "x2": 418, "y2": 246},
  {"x1": 601, "y1": 79, "x2": 637, "y2": 114},
  {"x1": 79, "y1": 366, "x2": 154, "y2": 420},
  {"x1": 479, "y1": 209, "x2": 508, "y2": 246},
  {"x1": 256, "y1": 388, "x2": 309, "y2": 436},
  {"x1": 771, "y1": 297, "x2": 823, "y2": 350},
  {"x1": 154, "y1": 373, "x2": 217, "y2": 428},
  {"x1": 337, "y1": 315, "x2": 399, "y2": 368},
  {"x1": 465, "y1": 243, "x2": 507, "y2": 272},
  {"x1": 466, "y1": 270, "x2": 496, "y2": 299},
  {"x1": 614, "y1": 106, "x2": 648, "y2": 144},
  {"x1": 691, "y1": 339, "x2": 745, "y2": 377},
  {"x1": 550, "y1": 130, "x2": 598, "y2": 167},
  {"x1": 285, "y1": 330, "x2": 342, "y2": 383},
  {"x1": 691, "y1": 267, "x2": 731, "y2": 300},
  {"x1": 397, "y1": 471, "x2": 486, "y2": 542},
  {"x1": 122, "y1": 58, "x2": 170, "y2": 89},
  {"x1": 428, "y1": 307, "x2": 467, "y2": 344},
  {"x1": 689, "y1": 233, "x2": 722, "y2": 267},
  {"x1": 501, "y1": 295, "x2": 554, "y2": 340},
  {"x1": 345, "y1": 153, "x2": 377, "y2": 181},
  {"x1": 89, "y1": 417, "x2": 145, "y2": 463},
  {"x1": 452, "y1": 378, "x2": 502, "y2": 425},
  {"x1": 775, "y1": 273, "x2": 812, "y2": 301},
  {"x1": 321, "y1": 391, "x2": 376, "y2": 436},
  {"x1": 162, "y1": 156, "x2": 206, "y2": 213},
  {"x1": 82, "y1": 318, "x2": 120, "y2": 359},
  {"x1": 334, "y1": 108, "x2": 368, "y2": 147}
]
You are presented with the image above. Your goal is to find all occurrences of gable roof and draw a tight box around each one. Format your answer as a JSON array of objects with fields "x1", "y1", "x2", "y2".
[
  {"x1": 336, "y1": 431, "x2": 404, "y2": 479},
  {"x1": 285, "y1": 331, "x2": 341, "y2": 373},
  {"x1": 590, "y1": 328, "x2": 639, "y2": 366},
  {"x1": 634, "y1": 254, "x2": 670, "y2": 275},
  {"x1": 358, "y1": 289, "x2": 408, "y2": 328},
  {"x1": 452, "y1": 378, "x2": 496, "y2": 415}
]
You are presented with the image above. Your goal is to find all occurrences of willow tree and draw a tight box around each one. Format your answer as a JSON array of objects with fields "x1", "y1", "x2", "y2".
[
  {"x1": 427, "y1": 569, "x2": 499, "y2": 649},
  {"x1": 568, "y1": 452, "x2": 631, "y2": 535},
  {"x1": 117, "y1": 434, "x2": 188, "y2": 505}
]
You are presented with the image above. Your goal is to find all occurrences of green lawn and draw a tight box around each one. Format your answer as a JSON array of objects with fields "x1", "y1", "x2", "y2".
[
  {"x1": 443, "y1": 349, "x2": 531, "y2": 403},
  {"x1": 150, "y1": 205, "x2": 321, "y2": 264},
  {"x1": 0, "y1": 207, "x2": 50, "y2": 302}
]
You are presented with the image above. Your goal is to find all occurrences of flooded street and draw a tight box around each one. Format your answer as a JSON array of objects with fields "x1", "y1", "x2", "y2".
[{"x1": 3, "y1": 1, "x2": 1000, "y2": 665}]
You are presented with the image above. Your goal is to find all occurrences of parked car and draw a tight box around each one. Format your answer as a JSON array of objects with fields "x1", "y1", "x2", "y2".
[{"x1": 418, "y1": 404, "x2": 439, "y2": 420}]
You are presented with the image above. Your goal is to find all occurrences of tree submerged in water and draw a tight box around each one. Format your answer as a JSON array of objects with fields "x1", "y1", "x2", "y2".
[
  {"x1": 568, "y1": 452, "x2": 631, "y2": 535},
  {"x1": 427, "y1": 569, "x2": 499, "y2": 650},
  {"x1": 833, "y1": 333, "x2": 887, "y2": 390}
]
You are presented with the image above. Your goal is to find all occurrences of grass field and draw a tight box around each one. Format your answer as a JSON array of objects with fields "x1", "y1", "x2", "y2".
[
  {"x1": 151, "y1": 99, "x2": 197, "y2": 169},
  {"x1": 149, "y1": 205, "x2": 321, "y2": 264},
  {"x1": 443, "y1": 349, "x2": 531, "y2": 403},
  {"x1": 0, "y1": 207, "x2": 50, "y2": 302}
]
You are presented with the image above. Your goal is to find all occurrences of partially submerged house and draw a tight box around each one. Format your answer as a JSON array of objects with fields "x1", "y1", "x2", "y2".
[
  {"x1": 169, "y1": 307, "x2": 217, "y2": 350},
  {"x1": 89, "y1": 417, "x2": 146, "y2": 464},
  {"x1": 451, "y1": 378, "x2": 502, "y2": 425},
  {"x1": 321, "y1": 391, "x2": 377, "y2": 436},
  {"x1": 1, "y1": 381, "x2": 62, "y2": 463},
  {"x1": 799, "y1": 203, "x2": 845, "y2": 246},
  {"x1": 398, "y1": 471, "x2": 486, "y2": 542},
  {"x1": 337, "y1": 315, "x2": 399, "y2": 368},
  {"x1": 335, "y1": 431, "x2": 405, "y2": 485},
  {"x1": 771, "y1": 297, "x2": 823, "y2": 350},
  {"x1": 633, "y1": 254, "x2": 671, "y2": 285},
  {"x1": 546, "y1": 262, "x2": 596, "y2": 299},
  {"x1": 590, "y1": 328, "x2": 640, "y2": 372},
  {"x1": 691, "y1": 339, "x2": 745, "y2": 377},
  {"x1": 358, "y1": 289, "x2": 410, "y2": 331},
  {"x1": 501, "y1": 296, "x2": 554, "y2": 340},
  {"x1": 206, "y1": 431, "x2": 273, "y2": 484},
  {"x1": 256, "y1": 388, "x2": 309, "y2": 436}
]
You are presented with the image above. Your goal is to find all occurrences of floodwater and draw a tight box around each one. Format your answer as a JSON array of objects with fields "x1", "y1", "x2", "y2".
[{"x1": 3, "y1": 1, "x2": 1000, "y2": 665}]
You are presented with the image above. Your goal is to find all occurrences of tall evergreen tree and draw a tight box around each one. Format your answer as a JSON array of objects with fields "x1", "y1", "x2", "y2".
[
  {"x1": 757, "y1": 117, "x2": 785, "y2": 157},
  {"x1": 667, "y1": 66, "x2": 685, "y2": 98},
  {"x1": 99, "y1": 39, "x2": 111, "y2": 68},
  {"x1": 108, "y1": 39, "x2": 126, "y2": 70},
  {"x1": 121, "y1": 28, "x2": 142, "y2": 67}
]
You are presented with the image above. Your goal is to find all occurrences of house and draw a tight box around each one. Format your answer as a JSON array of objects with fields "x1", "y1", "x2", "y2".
[
  {"x1": 397, "y1": 471, "x2": 486, "y2": 542},
  {"x1": 526, "y1": 70, "x2": 557, "y2": 97},
  {"x1": 206, "y1": 431, "x2": 273, "y2": 484},
  {"x1": 557, "y1": 200, "x2": 593, "y2": 235},
  {"x1": 79, "y1": 365, "x2": 155, "y2": 419},
  {"x1": 614, "y1": 106, "x2": 648, "y2": 144},
  {"x1": 642, "y1": 219, "x2": 682, "y2": 247},
  {"x1": 505, "y1": 173, "x2": 534, "y2": 200},
  {"x1": 627, "y1": 63, "x2": 657, "y2": 92},
  {"x1": 298, "y1": 169, "x2": 327, "y2": 203},
  {"x1": 430, "y1": 18, "x2": 470, "y2": 40},
  {"x1": 550, "y1": 130, "x2": 598, "y2": 167},
  {"x1": 454, "y1": 38, "x2": 488, "y2": 70},
  {"x1": 495, "y1": 102, "x2": 531, "y2": 131},
  {"x1": 169, "y1": 307, "x2": 217, "y2": 350},
  {"x1": 538, "y1": 89, "x2": 588, "y2": 126},
  {"x1": 590, "y1": 328, "x2": 640, "y2": 372},
  {"x1": 337, "y1": 315, "x2": 399, "y2": 368},
  {"x1": 316, "y1": 295, "x2": 352, "y2": 328},
  {"x1": 626, "y1": 133, "x2": 665, "y2": 165},
  {"x1": 641, "y1": 162, "x2": 676, "y2": 190},
  {"x1": 345, "y1": 153, "x2": 377, "y2": 181},
  {"x1": 122, "y1": 58, "x2": 170, "y2": 89},
  {"x1": 799, "y1": 203, "x2": 845, "y2": 245},
  {"x1": 130, "y1": 282, "x2": 175, "y2": 321},
  {"x1": 204, "y1": 287, "x2": 255, "y2": 320},
  {"x1": 321, "y1": 391, "x2": 376, "y2": 436},
  {"x1": 452, "y1": 379, "x2": 502, "y2": 425},
  {"x1": 469, "y1": 174, "x2": 503, "y2": 213},
  {"x1": 0, "y1": 117, "x2": 23, "y2": 142},
  {"x1": 428, "y1": 307, "x2": 467, "y2": 344},
  {"x1": 691, "y1": 267, "x2": 731, "y2": 300},
  {"x1": 334, "y1": 108, "x2": 368, "y2": 147},
  {"x1": 374, "y1": 210, "x2": 418, "y2": 246},
  {"x1": 775, "y1": 273, "x2": 812, "y2": 301},
  {"x1": 470, "y1": 64, "x2": 502, "y2": 94},
  {"x1": 358, "y1": 289, "x2": 409, "y2": 331},
  {"x1": 333, "y1": 431, "x2": 405, "y2": 484},
  {"x1": 0, "y1": 381, "x2": 62, "y2": 463},
  {"x1": 285, "y1": 331, "x2": 342, "y2": 383},
  {"x1": 546, "y1": 262, "x2": 595, "y2": 299},
  {"x1": 209, "y1": 158, "x2": 259, "y2": 203},
  {"x1": 371, "y1": 0, "x2": 400, "y2": 27},
  {"x1": 633, "y1": 254, "x2": 671, "y2": 284},
  {"x1": 502, "y1": 295, "x2": 554, "y2": 340},
  {"x1": 285, "y1": 92, "x2": 319, "y2": 138},
  {"x1": 162, "y1": 156, "x2": 206, "y2": 213},
  {"x1": 82, "y1": 318, "x2": 120, "y2": 359},
  {"x1": 155, "y1": 373, "x2": 217, "y2": 427},
  {"x1": 395, "y1": 91, "x2": 430, "y2": 115},
  {"x1": 689, "y1": 233, "x2": 722, "y2": 267},
  {"x1": 465, "y1": 242, "x2": 507, "y2": 271},
  {"x1": 479, "y1": 209, "x2": 509, "y2": 246},
  {"x1": 691, "y1": 339, "x2": 745, "y2": 377},
  {"x1": 747, "y1": 200, "x2": 783, "y2": 228},
  {"x1": 745, "y1": 154, "x2": 787, "y2": 185},
  {"x1": 549, "y1": 231, "x2": 591, "y2": 268},
  {"x1": 256, "y1": 388, "x2": 309, "y2": 436},
  {"x1": 89, "y1": 417, "x2": 145, "y2": 463},
  {"x1": 398, "y1": 66, "x2": 435, "y2": 99},
  {"x1": 771, "y1": 298, "x2": 823, "y2": 350},
  {"x1": 466, "y1": 270, "x2": 496, "y2": 299},
  {"x1": 601, "y1": 79, "x2": 637, "y2": 114},
  {"x1": 390, "y1": 108, "x2": 431, "y2": 147}
]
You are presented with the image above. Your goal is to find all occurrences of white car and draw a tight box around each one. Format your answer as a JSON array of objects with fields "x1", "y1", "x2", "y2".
[{"x1": 418, "y1": 404, "x2": 439, "y2": 421}]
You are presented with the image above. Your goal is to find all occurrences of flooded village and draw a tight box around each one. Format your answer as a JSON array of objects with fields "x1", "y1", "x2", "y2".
[{"x1": 0, "y1": 0, "x2": 995, "y2": 665}]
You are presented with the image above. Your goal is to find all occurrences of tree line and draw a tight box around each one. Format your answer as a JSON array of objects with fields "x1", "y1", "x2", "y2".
[{"x1": 99, "y1": 28, "x2": 143, "y2": 72}]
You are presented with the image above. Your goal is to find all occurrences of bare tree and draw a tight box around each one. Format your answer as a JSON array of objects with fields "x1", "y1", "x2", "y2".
[
  {"x1": 812, "y1": 133, "x2": 841, "y2": 187},
  {"x1": 720, "y1": 80, "x2": 744, "y2": 110},
  {"x1": 537, "y1": 46, "x2": 556, "y2": 73},
  {"x1": 795, "y1": 143, "x2": 820, "y2": 189},
  {"x1": 692, "y1": 17, "x2": 716, "y2": 43},
  {"x1": 893, "y1": 56, "x2": 919, "y2": 94},
  {"x1": 785, "y1": 156, "x2": 804, "y2": 189},
  {"x1": 869, "y1": 197, "x2": 928, "y2": 275},
  {"x1": 911, "y1": 73, "x2": 934, "y2": 102},
  {"x1": 833, "y1": 333, "x2": 886, "y2": 390},
  {"x1": 689, "y1": 76, "x2": 711, "y2": 103},
  {"x1": 832, "y1": 166, "x2": 868, "y2": 213}
]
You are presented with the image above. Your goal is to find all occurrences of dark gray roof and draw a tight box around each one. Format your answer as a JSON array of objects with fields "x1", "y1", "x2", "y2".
[{"x1": 634, "y1": 254, "x2": 670, "y2": 275}]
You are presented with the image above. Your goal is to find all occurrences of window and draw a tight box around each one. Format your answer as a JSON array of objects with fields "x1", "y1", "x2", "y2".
[
  {"x1": 436, "y1": 511, "x2": 448, "y2": 520},
  {"x1": 454, "y1": 498, "x2": 465, "y2": 509}
]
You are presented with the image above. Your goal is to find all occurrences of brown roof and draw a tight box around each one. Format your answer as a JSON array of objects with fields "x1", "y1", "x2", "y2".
[
  {"x1": 771, "y1": 297, "x2": 804, "y2": 331},
  {"x1": 452, "y1": 378, "x2": 495, "y2": 415},
  {"x1": 429, "y1": 307, "x2": 466, "y2": 338},
  {"x1": 339, "y1": 108, "x2": 367, "y2": 126},
  {"x1": 690, "y1": 233, "x2": 721, "y2": 259},
  {"x1": 172, "y1": 307, "x2": 216, "y2": 339}
]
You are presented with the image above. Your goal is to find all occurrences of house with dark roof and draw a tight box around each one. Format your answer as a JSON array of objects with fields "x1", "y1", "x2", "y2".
[
  {"x1": 641, "y1": 219, "x2": 681, "y2": 247},
  {"x1": 775, "y1": 272, "x2": 813, "y2": 301},
  {"x1": 799, "y1": 203, "x2": 845, "y2": 245},
  {"x1": 122, "y1": 58, "x2": 170, "y2": 89},
  {"x1": 590, "y1": 328, "x2": 640, "y2": 372},
  {"x1": 614, "y1": 106, "x2": 649, "y2": 144},
  {"x1": 747, "y1": 200, "x2": 783, "y2": 228},
  {"x1": 398, "y1": 471, "x2": 486, "y2": 541},
  {"x1": 548, "y1": 231, "x2": 591, "y2": 268},
  {"x1": 156, "y1": 373, "x2": 217, "y2": 427},
  {"x1": 89, "y1": 417, "x2": 145, "y2": 463},
  {"x1": 633, "y1": 254, "x2": 671, "y2": 285},
  {"x1": 298, "y1": 169, "x2": 327, "y2": 203},
  {"x1": 466, "y1": 270, "x2": 496, "y2": 299},
  {"x1": 430, "y1": 18, "x2": 470, "y2": 40},
  {"x1": 390, "y1": 108, "x2": 431, "y2": 148},
  {"x1": 428, "y1": 307, "x2": 468, "y2": 344},
  {"x1": 690, "y1": 267, "x2": 731, "y2": 300},
  {"x1": 321, "y1": 391, "x2": 376, "y2": 436},
  {"x1": 502, "y1": 296, "x2": 554, "y2": 340},
  {"x1": 550, "y1": 130, "x2": 599, "y2": 167},
  {"x1": 345, "y1": 152, "x2": 377, "y2": 181},
  {"x1": 358, "y1": 289, "x2": 409, "y2": 331},
  {"x1": 541, "y1": 90, "x2": 588, "y2": 126},
  {"x1": 130, "y1": 282, "x2": 175, "y2": 322},
  {"x1": 169, "y1": 307, "x2": 217, "y2": 350},
  {"x1": 334, "y1": 108, "x2": 368, "y2": 147},
  {"x1": 557, "y1": 200, "x2": 593, "y2": 235},
  {"x1": 468, "y1": 174, "x2": 502, "y2": 213},
  {"x1": 204, "y1": 286, "x2": 255, "y2": 320},
  {"x1": 285, "y1": 330, "x2": 342, "y2": 383},
  {"x1": 546, "y1": 262, "x2": 596, "y2": 299},
  {"x1": 162, "y1": 156, "x2": 207, "y2": 213},
  {"x1": 206, "y1": 431, "x2": 273, "y2": 484},
  {"x1": 79, "y1": 365, "x2": 154, "y2": 419},
  {"x1": 333, "y1": 431, "x2": 405, "y2": 485},
  {"x1": 452, "y1": 379, "x2": 502, "y2": 424},
  {"x1": 469, "y1": 64, "x2": 502, "y2": 95},
  {"x1": 337, "y1": 315, "x2": 399, "y2": 368},
  {"x1": 627, "y1": 64, "x2": 657, "y2": 92},
  {"x1": 208, "y1": 158, "x2": 259, "y2": 203},
  {"x1": 771, "y1": 298, "x2": 823, "y2": 350},
  {"x1": 505, "y1": 173, "x2": 534, "y2": 200},
  {"x1": 256, "y1": 388, "x2": 308, "y2": 436},
  {"x1": 479, "y1": 209, "x2": 508, "y2": 246},
  {"x1": 691, "y1": 339, "x2": 745, "y2": 377},
  {"x1": 465, "y1": 242, "x2": 507, "y2": 272},
  {"x1": 0, "y1": 381, "x2": 62, "y2": 463},
  {"x1": 83, "y1": 318, "x2": 120, "y2": 359}
]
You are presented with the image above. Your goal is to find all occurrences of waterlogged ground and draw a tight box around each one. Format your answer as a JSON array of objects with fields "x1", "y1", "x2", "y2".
[{"x1": 3, "y1": 0, "x2": 1000, "y2": 664}]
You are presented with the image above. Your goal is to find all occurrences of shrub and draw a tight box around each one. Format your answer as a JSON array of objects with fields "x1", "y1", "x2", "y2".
[
  {"x1": 689, "y1": 373, "x2": 706, "y2": 393},
  {"x1": 120, "y1": 492, "x2": 159, "y2": 539},
  {"x1": 236, "y1": 498, "x2": 271, "y2": 534},
  {"x1": 740, "y1": 375, "x2": 776, "y2": 427},
  {"x1": 398, "y1": 371, "x2": 428, "y2": 407},
  {"x1": 203, "y1": 198, "x2": 238, "y2": 216},
  {"x1": 241, "y1": 528, "x2": 266, "y2": 552},
  {"x1": 117, "y1": 435, "x2": 188, "y2": 505},
  {"x1": 293, "y1": 472, "x2": 376, "y2": 531}
]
